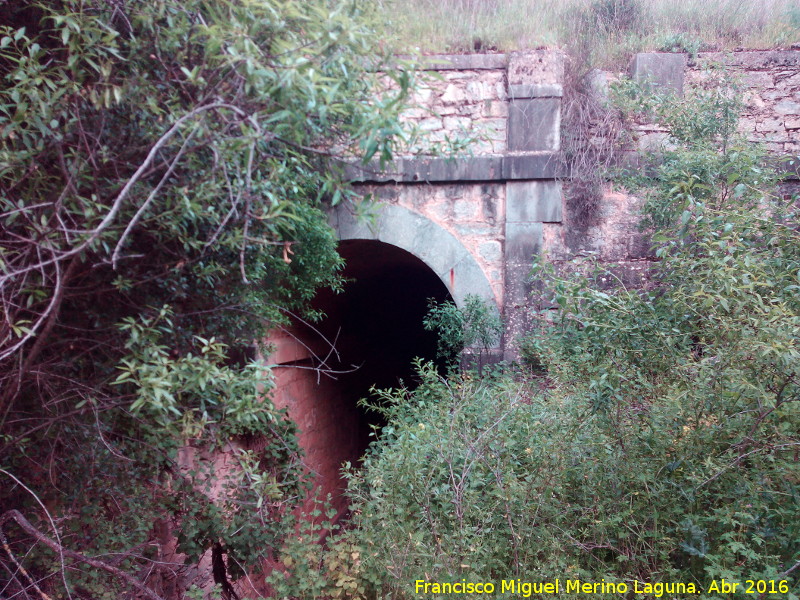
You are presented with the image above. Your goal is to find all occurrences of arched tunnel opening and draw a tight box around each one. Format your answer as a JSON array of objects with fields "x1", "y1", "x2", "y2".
[
  {"x1": 270, "y1": 239, "x2": 453, "y2": 511},
  {"x1": 313, "y1": 239, "x2": 453, "y2": 412}
]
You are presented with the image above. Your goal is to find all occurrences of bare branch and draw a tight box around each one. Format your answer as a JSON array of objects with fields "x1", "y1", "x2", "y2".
[
  {"x1": 0, "y1": 102, "x2": 249, "y2": 288},
  {"x1": 0, "y1": 510, "x2": 166, "y2": 600},
  {"x1": 0, "y1": 470, "x2": 72, "y2": 600},
  {"x1": 111, "y1": 126, "x2": 200, "y2": 269}
]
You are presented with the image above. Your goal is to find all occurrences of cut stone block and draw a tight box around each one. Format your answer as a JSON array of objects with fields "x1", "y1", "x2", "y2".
[
  {"x1": 501, "y1": 153, "x2": 561, "y2": 179},
  {"x1": 503, "y1": 262, "x2": 536, "y2": 305},
  {"x1": 627, "y1": 233, "x2": 655, "y2": 259},
  {"x1": 506, "y1": 181, "x2": 563, "y2": 223},
  {"x1": 628, "y1": 53, "x2": 686, "y2": 95},
  {"x1": 508, "y1": 83, "x2": 564, "y2": 99},
  {"x1": 504, "y1": 221, "x2": 543, "y2": 264},
  {"x1": 508, "y1": 98, "x2": 561, "y2": 152},
  {"x1": 508, "y1": 50, "x2": 565, "y2": 86},
  {"x1": 775, "y1": 99, "x2": 800, "y2": 115},
  {"x1": 346, "y1": 154, "x2": 561, "y2": 183},
  {"x1": 417, "y1": 53, "x2": 509, "y2": 71}
]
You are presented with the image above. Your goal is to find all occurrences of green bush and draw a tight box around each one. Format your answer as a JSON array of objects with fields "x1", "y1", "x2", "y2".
[
  {"x1": 423, "y1": 294, "x2": 503, "y2": 368},
  {"x1": 0, "y1": 0, "x2": 412, "y2": 596},
  {"x1": 341, "y1": 74, "x2": 799, "y2": 599},
  {"x1": 345, "y1": 362, "x2": 548, "y2": 596}
]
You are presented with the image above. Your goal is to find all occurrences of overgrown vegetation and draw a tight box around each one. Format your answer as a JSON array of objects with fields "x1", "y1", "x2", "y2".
[
  {"x1": 423, "y1": 294, "x2": 503, "y2": 368},
  {"x1": 0, "y1": 0, "x2": 412, "y2": 597},
  {"x1": 323, "y1": 66, "x2": 800, "y2": 600},
  {"x1": 559, "y1": 65, "x2": 629, "y2": 228},
  {"x1": 377, "y1": 0, "x2": 800, "y2": 65},
  {"x1": 3, "y1": 0, "x2": 799, "y2": 598}
]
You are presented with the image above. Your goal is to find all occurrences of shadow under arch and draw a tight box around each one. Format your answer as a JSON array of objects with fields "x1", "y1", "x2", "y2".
[
  {"x1": 268, "y1": 204, "x2": 502, "y2": 513},
  {"x1": 268, "y1": 237, "x2": 453, "y2": 512}
]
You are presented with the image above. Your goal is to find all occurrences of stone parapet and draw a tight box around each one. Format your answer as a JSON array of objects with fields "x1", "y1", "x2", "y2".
[
  {"x1": 628, "y1": 52, "x2": 687, "y2": 95},
  {"x1": 396, "y1": 51, "x2": 565, "y2": 156},
  {"x1": 411, "y1": 53, "x2": 509, "y2": 70}
]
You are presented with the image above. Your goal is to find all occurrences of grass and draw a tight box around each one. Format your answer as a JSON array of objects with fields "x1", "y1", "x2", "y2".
[{"x1": 374, "y1": 0, "x2": 800, "y2": 68}]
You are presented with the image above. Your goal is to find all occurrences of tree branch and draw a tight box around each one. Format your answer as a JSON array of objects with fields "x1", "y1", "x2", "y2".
[{"x1": 0, "y1": 510, "x2": 166, "y2": 600}]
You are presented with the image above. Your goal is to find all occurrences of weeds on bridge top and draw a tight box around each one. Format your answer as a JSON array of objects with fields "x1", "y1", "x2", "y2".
[{"x1": 376, "y1": 0, "x2": 800, "y2": 68}]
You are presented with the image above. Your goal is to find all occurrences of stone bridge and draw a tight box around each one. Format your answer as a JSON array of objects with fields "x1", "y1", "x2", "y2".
[{"x1": 266, "y1": 49, "x2": 800, "y2": 509}]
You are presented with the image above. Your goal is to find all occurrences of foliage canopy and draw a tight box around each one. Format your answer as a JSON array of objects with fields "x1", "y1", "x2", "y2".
[{"x1": 0, "y1": 0, "x2": 412, "y2": 596}]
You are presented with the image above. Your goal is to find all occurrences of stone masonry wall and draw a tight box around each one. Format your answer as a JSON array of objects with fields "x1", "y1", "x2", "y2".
[
  {"x1": 351, "y1": 51, "x2": 570, "y2": 359},
  {"x1": 627, "y1": 51, "x2": 800, "y2": 157},
  {"x1": 404, "y1": 66, "x2": 508, "y2": 155},
  {"x1": 561, "y1": 51, "x2": 800, "y2": 289},
  {"x1": 396, "y1": 51, "x2": 565, "y2": 156},
  {"x1": 690, "y1": 51, "x2": 800, "y2": 154},
  {"x1": 352, "y1": 49, "x2": 799, "y2": 358}
]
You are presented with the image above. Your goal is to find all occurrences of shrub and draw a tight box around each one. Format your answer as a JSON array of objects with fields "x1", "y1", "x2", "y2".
[
  {"x1": 423, "y1": 295, "x2": 503, "y2": 368},
  {"x1": 0, "y1": 0, "x2": 411, "y2": 596},
  {"x1": 343, "y1": 72, "x2": 800, "y2": 599}
]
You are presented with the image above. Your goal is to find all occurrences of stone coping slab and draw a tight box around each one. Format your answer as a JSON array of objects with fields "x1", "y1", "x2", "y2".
[
  {"x1": 396, "y1": 53, "x2": 509, "y2": 71},
  {"x1": 345, "y1": 153, "x2": 562, "y2": 183},
  {"x1": 628, "y1": 52, "x2": 687, "y2": 95},
  {"x1": 694, "y1": 50, "x2": 800, "y2": 69},
  {"x1": 508, "y1": 83, "x2": 564, "y2": 98}
]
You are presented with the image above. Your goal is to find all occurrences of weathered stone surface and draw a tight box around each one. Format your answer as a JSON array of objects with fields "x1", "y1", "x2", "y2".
[
  {"x1": 478, "y1": 240, "x2": 502, "y2": 262},
  {"x1": 756, "y1": 118, "x2": 785, "y2": 132},
  {"x1": 396, "y1": 66, "x2": 508, "y2": 155},
  {"x1": 418, "y1": 117, "x2": 443, "y2": 131},
  {"x1": 443, "y1": 116, "x2": 472, "y2": 131},
  {"x1": 354, "y1": 182, "x2": 507, "y2": 302},
  {"x1": 774, "y1": 99, "x2": 800, "y2": 115},
  {"x1": 502, "y1": 153, "x2": 561, "y2": 179},
  {"x1": 329, "y1": 202, "x2": 498, "y2": 310},
  {"x1": 628, "y1": 52, "x2": 686, "y2": 95},
  {"x1": 508, "y1": 83, "x2": 564, "y2": 99},
  {"x1": 508, "y1": 98, "x2": 561, "y2": 152},
  {"x1": 453, "y1": 197, "x2": 479, "y2": 220},
  {"x1": 508, "y1": 50, "x2": 564, "y2": 86},
  {"x1": 345, "y1": 156, "x2": 501, "y2": 182},
  {"x1": 347, "y1": 154, "x2": 561, "y2": 183},
  {"x1": 482, "y1": 100, "x2": 509, "y2": 118},
  {"x1": 638, "y1": 131, "x2": 673, "y2": 152},
  {"x1": 506, "y1": 181, "x2": 563, "y2": 223},
  {"x1": 503, "y1": 262, "x2": 536, "y2": 305},
  {"x1": 505, "y1": 222, "x2": 543, "y2": 263},
  {"x1": 695, "y1": 50, "x2": 800, "y2": 69},
  {"x1": 586, "y1": 68, "x2": 612, "y2": 99},
  {"x1": 441, "y1": 84, "x2": 466, "y2": 104},
  {"x1": 466, "y1": 79, "x2": 501, "y2": 101},
  {"x1": 627, "y1": 233, "x2": 655, "y2": 259},
  {"x1": 740, "y1": 71, "x2": 775, "y2": 88},
  {"x1": 502, "y1": 214, "x2": 544, "y2": 360},
  {"x1": 453, "y1": 223, "x2": 498, "y2": 237}
]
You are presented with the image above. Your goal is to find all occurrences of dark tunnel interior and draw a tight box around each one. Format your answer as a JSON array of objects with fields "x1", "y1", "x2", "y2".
[{"x1": 306, "y1": 239, "x2": 453, "y2": 465}]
